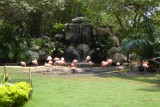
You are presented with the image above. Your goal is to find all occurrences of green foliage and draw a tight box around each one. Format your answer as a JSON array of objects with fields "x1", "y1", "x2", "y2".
[
  {"x1": 0, "y1": 82, "x2": 32, "y2": 107},
  {"x1": 51, "y1": 23, "x2": 64, "y2": 35},
  {"x1": 0, "y1": 0, "x2": 77, "y2": 64},
  {"x1": 121, "y1": 16, "x2": 160, "y2": 60},
  {"x1": 0, "y1": 0, "x2": 159, "y2": 63},
  {"x1": 29, "y1": 37, "x2": 55, "y2": 56},
  {"x1": 79, "y1": 0, "x2": 160, "y2": 33},
  {"x1": 0, "y1": 23, "x2": 29, "y2": 62},
  {"x1": 78, "y1": 0, "x2": 160, "y2": 60},
  {"x1": 27, "y1": 8, "x2": 43, "y2": 37},
  {"x1": 100, "y1": 39, "x2": 114, "y2": 56}
]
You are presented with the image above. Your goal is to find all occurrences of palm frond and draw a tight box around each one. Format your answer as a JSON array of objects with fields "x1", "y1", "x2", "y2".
[
  {"x1": 122, "y1": 39, "x2": 147, "y2": 52},
  {"x1": 121, "y1": 39, "x2": 130, "y2": 52}
]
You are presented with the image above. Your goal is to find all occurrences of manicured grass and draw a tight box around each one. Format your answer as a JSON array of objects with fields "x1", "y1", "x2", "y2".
[{"x1": 0, "y1": 67, "x2": 160, "y2": 107}]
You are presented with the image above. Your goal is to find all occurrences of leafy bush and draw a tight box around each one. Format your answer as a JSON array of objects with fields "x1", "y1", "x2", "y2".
[
  {"x1": 0, "y1": 23, "x2": 29, "y2": 63},
  {"x1": 51, "y1": 23, "x2": 64, "y2": 35},
  {"x1": 29, "y1": 36, "x2": 55, "y2": 56},
  {"x1": 0, "y1": 82, "x2": 32, "y2": 107}
]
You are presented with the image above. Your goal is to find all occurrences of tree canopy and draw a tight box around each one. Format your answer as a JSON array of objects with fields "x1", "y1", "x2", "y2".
[{"x1": 0, "y1": 0, "x2": 159, "y2": 63}]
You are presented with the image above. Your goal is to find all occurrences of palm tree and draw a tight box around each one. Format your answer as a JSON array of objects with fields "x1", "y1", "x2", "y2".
[{"x1": 121, "y1": 16, "x2": 160, "y2": 60}]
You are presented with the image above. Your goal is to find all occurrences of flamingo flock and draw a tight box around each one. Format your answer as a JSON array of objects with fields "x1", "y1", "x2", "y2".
[
  {"x1": 20, "y1": 57, "x2": 113, "y2": 72},
  {"x1": 20, "y1": 55, "x2": 127, "y2": 73}
]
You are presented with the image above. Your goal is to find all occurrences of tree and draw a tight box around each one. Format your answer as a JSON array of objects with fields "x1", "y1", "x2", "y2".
[
  {"x1": 121, "y1": 15, "x2": 160, "y2": 60},
  {"x1": 78, "y1": 0, "x2": 160, "y2": 59},
  {"x1": 79, "y1": 0, "x2": 159, "y2": 34}
]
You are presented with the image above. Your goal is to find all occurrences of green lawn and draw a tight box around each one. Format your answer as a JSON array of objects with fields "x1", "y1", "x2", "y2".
[{"x1": 0, "y1": 67, "x2": 160, "y2": 107}]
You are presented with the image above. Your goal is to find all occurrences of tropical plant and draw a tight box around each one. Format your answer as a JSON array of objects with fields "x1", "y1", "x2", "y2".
[
  {"x1": 121, "y1": 16, "x2": 160, "y2": 60},
  {"x1": 28, "y1": 36, "x2": 55, "y2": 56},
  {"x1": 0, "y1": 23, "x2": 29, "y2": 63}
]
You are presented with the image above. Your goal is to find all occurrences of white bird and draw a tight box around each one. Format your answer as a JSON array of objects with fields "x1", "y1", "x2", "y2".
[
  {"x1": 47, "y1": 56, "x2": 52, "y2": 61},
  {"x1": 60, "y1": 57, "x2": 65, "y2": 61},
  {"x1": 20, "y1": 61, "x2": 26, "y2": 67},
  {"x1": 116, "y1": 62, "x2": 120, "y2": 66},
  {"x1": 32, "y1": 59, "x2": 38, "y2": 65},
  {"x1": 32, "y1": 59, "x2": 38, "y2": 72},
  {"x1": 116, "y1": 62, "x2": 120, "y2": 70},
  {"x1": 84, "y1": 56, "x2": 91, "y2": 62},
  {"x1": 20, "y1": 61, "x2": 26, "y2": 72}
]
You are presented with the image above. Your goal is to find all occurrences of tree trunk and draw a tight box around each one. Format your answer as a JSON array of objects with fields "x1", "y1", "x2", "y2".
[{"x1": 115, "y1": 14, "x2": 126, "y2": 31}]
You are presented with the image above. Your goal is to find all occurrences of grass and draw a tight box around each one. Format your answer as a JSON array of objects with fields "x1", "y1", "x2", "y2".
[{"x1": 0, "y1": 66, "x2": 160, "y2": 107}]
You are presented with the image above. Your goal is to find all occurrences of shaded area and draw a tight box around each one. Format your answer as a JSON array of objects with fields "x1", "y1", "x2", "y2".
[
  {"x1": 95, "y1": 71, "x2": 160, "y2": 87},
  {"x1": 138, "y1": 88, "x2": 160, "y2": 92}
]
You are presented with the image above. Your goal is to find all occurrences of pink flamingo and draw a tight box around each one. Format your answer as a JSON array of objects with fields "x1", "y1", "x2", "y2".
[
  {"x1": 59, "y1": 57, "x2": 66, "y2": 66},
  {"x1": 59, "y1": 58, "x2": 67, "y2": 71},
  {"x1": 20, "y1": 61, "x2": 26, "y2": 72},
  {"x1": 53, "y1": 57, "x2": 60, "y2": 62},
  {"x1": 116, "y1": 62, "x2": 120, "y2": 70},
  {"x1": 88, "y1": 61, "x2": 94, "y2": 71},
  {"x1": 107, "y1": 58, "x2": 112, "y2": 67},
  {"x1": 68, "y1": 63, "x2": 78, "y2": 73},
  {"x1": 59, "y1": 60, "x2": 66, "y2": 66},
  {"x1": 53, "y1": 57, "x2": 60, "y2": 69},
  {"x1": 44, "y1": 62, "x2": 52, "y2": 72},
  {"x1": 142, "y1": 60, "x2": 148, "y2": 73},
  {"x1": 48, "y1": 60, "x2": 53, "y2": 65},
  {"x1": 84, "y1": 56, "x2": 91, "y2": 62},
  {"x1": 46, "y1": 56, "x2": 53, "y2": 70},
  {"x1": 72, "y1": 59, "x2": 78, "y2": 67},
  {"x1": 32, "y1": 59, "x2": 38, "y2": 65},
  {"x1": 142, "y1": 60, "x2": 148, "y2": 65},
  {"x1": 89, "y1": 61, "x2": 94, "y2": 66},
  {"x1": 101, "y1": 61, "x2": 109, "y2": 71},
  {"x1": 32, "y1": 59, "x2": 38, "y2": 72},
  {"x1": 48, "y1": 60, "x2": 54, "y2": 70},
  {"x1": 20, "y1": 61, "x2": 26, "y2": 66},
  {"x1": 106, "y1": 58, "x2": 112, "y2": 71},
  {"x1": 44, "y1": 62, "x2": 52, "y2": 68},
  {"x1": 101, "y1": 61, "x2": 108, "y2": 67}
]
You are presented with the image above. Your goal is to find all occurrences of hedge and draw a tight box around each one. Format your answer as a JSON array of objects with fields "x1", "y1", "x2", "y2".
[{"x1": 0, "y1": 82, "x2": 32, "y2": 107}]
